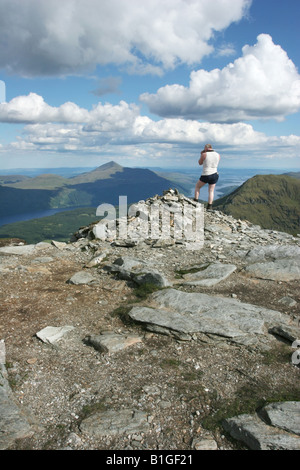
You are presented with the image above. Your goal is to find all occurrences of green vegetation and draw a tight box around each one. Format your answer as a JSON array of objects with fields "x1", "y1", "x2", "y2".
[
  {"x1": 214, "y1": 174, "x2": 300, "y2": 235},
  {"x1": 202, "y1": 381, "x2": 300, "y2": 434},
  {"x1": 1, "y1": 173, "x2": 68, "y2": 190},
  {"x1": 0, "y1": 207, "x2": 98, "y2": 244},
  {"x1": 49, "y1": 188, "x2": 93, "y2": 208}
]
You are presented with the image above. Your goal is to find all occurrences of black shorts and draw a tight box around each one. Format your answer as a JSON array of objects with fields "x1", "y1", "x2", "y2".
[{"x1": 199, "y1": 172, "x2": 219, "y2": 185}]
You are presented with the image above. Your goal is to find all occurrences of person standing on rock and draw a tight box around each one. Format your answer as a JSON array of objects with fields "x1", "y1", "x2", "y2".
[{"x1": 194, "y1": 144, "x2": 220, "y2": 210}]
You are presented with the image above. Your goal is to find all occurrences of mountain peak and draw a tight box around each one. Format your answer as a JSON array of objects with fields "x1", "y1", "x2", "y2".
[
  {"x1": 96, "y1": 161, "x2": 123, "y2": 171},
  {"x1": 69, "y1": 161, "x2": 124, "y2": 184}
]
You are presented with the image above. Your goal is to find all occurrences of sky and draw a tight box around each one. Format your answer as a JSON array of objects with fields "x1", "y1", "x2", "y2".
[{"x1": 0, "y1": 0, "x2": 299, "y2": 171}]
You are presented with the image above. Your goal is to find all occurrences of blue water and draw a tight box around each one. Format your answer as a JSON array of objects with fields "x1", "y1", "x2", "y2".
[{"x1": 0, "y1": 207, "x2": 80, "y2": 228}]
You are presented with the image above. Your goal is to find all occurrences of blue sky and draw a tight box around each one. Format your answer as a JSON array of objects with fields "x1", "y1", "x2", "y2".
[{"x1": 0, "y1": 0, "x2": 299, "y2": 170}]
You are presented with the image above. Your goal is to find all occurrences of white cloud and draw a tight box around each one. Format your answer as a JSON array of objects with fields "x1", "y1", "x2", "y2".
[
  {"x1": 0, "y1": 93, "x2": 88, "y2": 123},
  {"x1": 0, "y1": 0, "x2": 251, "y2": 76},
  {"x1": 0, "y1": 93, "x2": 139, "y2": 126},
  {"x1": 6, "y1": 105, "x2": 300, "y2": 159},
  {"x1": 1, "y1": 92, "x2": 299, "y2": 166},
  {"x1": 140, "y1": 34, "x2": 300, "y2": 122}
]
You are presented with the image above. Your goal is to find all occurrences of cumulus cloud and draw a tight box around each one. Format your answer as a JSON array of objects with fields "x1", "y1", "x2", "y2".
[
  {"x1": 1, "y1": 92, "x2": 299, "y2": 164},
  {"x1": 0, "y1": 93, "x2": 139, "y2": 125},
  {"x1": 8, "y1": 115, "x2": 300, "y2": 167},
  {"x1": 5, "y1": 105, "x2": 294, "y2": 154},
  {"x1": 140, "y1": 34, "x2": 300, "y2": 122},
  {"x1": 0, "y1": 0, "x2": 251, "y2": 76}
]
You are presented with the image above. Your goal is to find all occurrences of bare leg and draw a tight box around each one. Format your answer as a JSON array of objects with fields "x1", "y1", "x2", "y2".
[
  {"x1": 208, "y1": 184, "x2": 216, "y2": 204},
  {"x1": 194, "y1": 180, "x2": 206, "y2": 200}
]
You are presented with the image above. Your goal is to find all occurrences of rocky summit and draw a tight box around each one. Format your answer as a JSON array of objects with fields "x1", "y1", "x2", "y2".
[{"x1": 0, "y1": 189, "x2": 299, "y2": 451}]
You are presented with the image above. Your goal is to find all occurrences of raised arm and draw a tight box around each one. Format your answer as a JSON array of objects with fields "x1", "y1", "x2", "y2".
[{"x1": 198, "y1": 151, "x2": 206, "y2": 166}]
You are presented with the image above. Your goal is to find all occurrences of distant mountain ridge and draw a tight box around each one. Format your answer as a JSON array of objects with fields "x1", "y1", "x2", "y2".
[
  {"x1": 1, "y1": 164, "x2": 299, "y2": 241},
  {"x1": 0, "y1": 161, "x2": 124, "y2": 189},
  {"x1": 214, "y1": 173, "x2": 300, "y2": 235},
  {"x1": 0, "y1": 161, "x2": 185, "y2": 218}
]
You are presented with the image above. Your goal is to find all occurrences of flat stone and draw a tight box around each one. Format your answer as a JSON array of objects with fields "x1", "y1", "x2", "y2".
[
  {"x1": 182, "y1": 262, "x2": 236, "y2": 286},
  {"x1": 127, "y1": 288, "x2": 288, "y2": 346},
  {"x1": 192, "y1": 437, "x2": 218, "y2": 450},
  {"x1": 0, "y1": 351, "x2": 34, "y2": 449},
  {"x1": 105, "y1": 257, "x2": 171, "y2": 288},
  {"x1": 258, "y1": 402, "x2": 300, "y2": 436},
  {"x1": 79, "y1": 409, "x2": 149, "y2": 438},
  {"x1": 36, "y1": 325, "x2": 75, "y2": 345},
  {"x1": 132, "y1": 269, "x2": 171, "y2": 288},
  {"x1": 0, "y1": 245, "x2": 36, "y2": 256},
  {"x1": 67, "y1": 271, "x2": 97, "y2": 285},
  {"x1": 84, "y1": 332, "x2": 142, "y2": 354},
  {"x1": 244, "y1": 258, "x2": 300, "y2": 281},
  {"x1": 278, "y1": 296, "x2": 297, "y2": 307},
  {"x1": 245, "y1": 245, "x2": 300, "y2": 263},
  {"x1": 104, "y1": 257, "x2": 147, "y2": 277},
  {"x1": 223, "y1": 412, "x2": 300, "y2": 450}
]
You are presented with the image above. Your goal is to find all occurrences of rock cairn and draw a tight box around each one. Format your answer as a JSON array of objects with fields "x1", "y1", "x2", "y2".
[{"x1": 72, "y1": 188, "x2": 204, "y2": 249}]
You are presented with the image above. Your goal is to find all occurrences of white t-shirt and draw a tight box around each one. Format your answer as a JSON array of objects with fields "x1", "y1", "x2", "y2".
[{"x1": 202, "y1": 151, "x2": 220, "y2": 176}]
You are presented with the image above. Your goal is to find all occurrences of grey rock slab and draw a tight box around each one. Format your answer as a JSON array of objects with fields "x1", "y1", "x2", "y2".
[
  {"x1": 105, "y1": 256, "x2": 171, "y2": 287},
  {"x1": 79, "y1": 409, "x2": 149, "y2": 438},
  {"x1": 36, "y1": 325, "x2": 75, "y2": 345},
  {"x1": 192, "y1": 437, "x2": 218, "y2": 450},
  {"x1": 244, "y1": 258, "x2": 300, "y2": 281},
  {"x1": 0, "y1": 245, "x2": 36, "y2": 256},
  {"x1": 258, "y1": 402, "x2": 300, "y2": 436},
  {"x1": 245, "y1": 245, "x2": 300, "y2": 263},
  {"x1": 85, "y1": 332, "x2": 142, "y2": 354},
  {"x1": 105, "y1": 257, "x2": 149, "y2": 277},
  {"x1": 132, "y1": 269, "x2": 172, "y2": 288},
  {"x1": 0, "y1": 349, "x2": 34, "y2": 449},
  {"x1": 223, "y1": 412, "x2": 300, "y2": 450},
  {"x1": 278, "y1": 296, "x2": 297, "y2": 307},
  {"x1": 182, "y1": 262, "x2": 236, "y2": 286},
  {"x1": 67, "y1": 270, "x2": 98, "y2": 285},
  {"x1": 128, "y1": 288, "x2": 289, "y2": 346}
]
